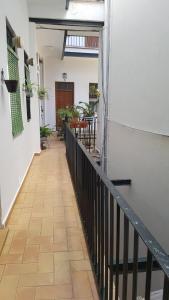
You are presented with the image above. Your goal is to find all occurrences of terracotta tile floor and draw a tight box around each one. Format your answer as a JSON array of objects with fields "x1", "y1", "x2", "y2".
[{"x1": 0, "y1": 138, "x2": 99, "y2": 300}]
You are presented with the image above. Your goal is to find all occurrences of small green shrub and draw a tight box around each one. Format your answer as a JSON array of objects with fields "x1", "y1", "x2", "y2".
[{"x1": 40, "y1": 125, "x2": 53, "y2": 138}]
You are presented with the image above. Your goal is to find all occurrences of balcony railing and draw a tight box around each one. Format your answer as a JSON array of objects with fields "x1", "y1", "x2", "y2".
[
  {"x1": 65, "y1": 125, "x2": 169, "y2": 300},
  {"x1": 66, "y1": 36, "x2": 99, "y2": 49},
  {"x1": 70, "y1": 117, "x2": 97, "y2": 153}
]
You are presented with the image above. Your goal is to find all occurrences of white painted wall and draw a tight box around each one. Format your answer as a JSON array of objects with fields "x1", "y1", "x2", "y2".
[
  {"x1": 107, "y1": 122, "x2": 169, "y2": 252},
  {"x1": 98, "y1": 0, "x2": 169, "y2": 251},
  {"x1": 28, "y1": 0, "x2": 104, "y2": 22},
  {"x1": 109, "y1": 0, "x2": 169, "y2": 136},
  {"x1": 0, "y1": 1, "x2": 40, "y2": 224},
  {"x1": 43, "y1": 56, "x2": 98, "y2": 128}
]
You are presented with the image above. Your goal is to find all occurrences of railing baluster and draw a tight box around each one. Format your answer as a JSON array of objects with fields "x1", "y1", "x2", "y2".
[
  {"x1": 145, "y1": 250, "x2": 153, "y2": 300},
  {"x1": 100, "y1": 182, "x2": 105, "y2": 297},
  {"x1": 132, "y1": 230, "x2": 139, "y2": 300},
  {"x1": 122, "y1": 216, "x2": 129, "y2": 300},
  {"x1": 93, "y1": 170, "x2": 97, "y2": 267},
  {"x1": 115, "y1": 204, "x2": 120, "y2": 300},
  {"x1": 163, "y1": 275, "x2": 169, "y2": 300},
  {"x1": 98, "y1": 177, "x2": 101, "y2": 285},
  {"x1": 91, "y1": 166, "x2": 94, "y2": 259},
  {"x1": 109, "y1": 194, "x2": 114, "y2": 300},
  {"x1": 105, "y1": 188, "x2": 109, "y2": 300}
]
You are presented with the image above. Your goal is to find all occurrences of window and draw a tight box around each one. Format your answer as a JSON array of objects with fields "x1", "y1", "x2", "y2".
[
  {"x1": 24, "y1": 51, "x2": 31, "y2": 121},
  {"x1": 89, "y1": 83, "x2": 98, "y2": 101},
  {"x1": 7, "y1": 21, "x2": 23, "y2": 137}
]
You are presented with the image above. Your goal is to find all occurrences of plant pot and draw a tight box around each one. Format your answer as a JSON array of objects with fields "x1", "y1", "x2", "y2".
[
  {"x1": 39, "y1": 95, "x2": 45, "y2": 100},
  {"x1": 79, "y1": 121, "x2": 88, "y2": 128},
  {"x1": 70, "y1": 120, "x2": 79, "y2": 128},
  {"x1": 40, "y1": 137, "x2": 47, "y2": 150},
  {"x1": 4, "y1": 80, "x2": 18, "y2": 93}
]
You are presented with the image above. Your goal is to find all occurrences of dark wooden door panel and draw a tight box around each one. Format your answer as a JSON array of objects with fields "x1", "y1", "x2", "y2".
[{"x1": 55, "y1": 82, "x2": 74, "y2": 128}]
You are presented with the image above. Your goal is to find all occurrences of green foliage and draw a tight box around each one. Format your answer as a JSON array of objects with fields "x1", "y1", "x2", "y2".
[
  {"x1": 40, "y1": 125, "x2": 53, "y2": 138},
  {"x1": 57, "y1": 106, "x2": 80, "y2": 120},
  {"x1": 38, "y1": 87, "x2": 48, "y2": 99},
  {"x1": 69, "y1": 105, "x2": 80, "y2": 118},
  {"x1": 57, "y1": 107, "x2": 73, "y2": 119},
  {"x1": 77, "y1": 101, "x2": 98, "y2": 117},
  {"x1": 22, "y1": 80, "x2": 36, "y2": 97},
  {"x1": 89, "y1": 84, "x2": 100, "y2": 98}
]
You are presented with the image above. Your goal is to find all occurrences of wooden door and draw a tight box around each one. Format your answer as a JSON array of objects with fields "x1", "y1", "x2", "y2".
[{"x1": 55, "y1": 82, "x2": 74, "y2": 128}]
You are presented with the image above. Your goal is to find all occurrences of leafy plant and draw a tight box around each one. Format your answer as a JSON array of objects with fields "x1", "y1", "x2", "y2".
[
  {"x1": 40, "y1": 125, "x2": 53, "y2": 138},
  {"x1": 89, "y1": 84, "x2": 100, "y2": 98},
  {"x1": 22, "y1": 80, "x2": 36, "y2": 97},
  {"x1": 58, "y1": 106, "x2": 80, "y2": 119},
  {"x1": 77, "y1": 101, "x2": 98, "y2": 117},
  {"x1": 57, "y1": 107, "x2": 73, "y2": 120},
  {"x1": 69, "y1": 105, "x2": 80, "y2": 118},
  {"x1": 38, "y1": 87, "x2": 48, "y2": 99}
]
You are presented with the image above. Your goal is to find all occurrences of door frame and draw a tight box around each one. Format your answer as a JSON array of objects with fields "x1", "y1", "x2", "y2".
[{"x1": 55, "y1": 81, "x2": 74, "y2": 128}]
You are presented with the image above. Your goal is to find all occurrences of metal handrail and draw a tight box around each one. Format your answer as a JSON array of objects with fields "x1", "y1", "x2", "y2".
[{"x1": 65, "y1": 124, "x2": 169, "y2": 300}]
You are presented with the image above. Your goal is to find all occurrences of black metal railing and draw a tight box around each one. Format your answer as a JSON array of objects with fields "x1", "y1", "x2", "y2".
[
  {"x1": 66, "y1": 35, "x2": 99, "y2": 49},
  {"x1": 70, "y1": 117, "x2": 97, "y2": 153},
  {"x1": 65, "y1": 125, "x2": 169, "y2": 300}
]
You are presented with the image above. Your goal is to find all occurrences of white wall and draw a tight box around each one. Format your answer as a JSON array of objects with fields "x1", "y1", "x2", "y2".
[
  {"x1": 44, "y1": 56, "x2": 98, "y2": 128},
  {"x1": 28, "y1": 0, "x2": 104, "y2": 22},
  {"x1": 109, "y1": 0, "x2": 169, "y2": 136},
  {"x1": 0, "y1": 1, "x2": 40, "y2": 224},
  {"x1": 98, "y1": 0, "x2": 169, "y2": 251}
]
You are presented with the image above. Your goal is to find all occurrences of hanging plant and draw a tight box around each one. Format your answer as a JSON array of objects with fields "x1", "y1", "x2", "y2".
[
  {"x1": 38, "y1": 87, "x2": 48, "y2": 100},
  {"x1": 22, "y1": 81, "x2": 36, "y2": 97},
  {"x1": 4, "y1": 80, "x2": 18, "y2": 93}
]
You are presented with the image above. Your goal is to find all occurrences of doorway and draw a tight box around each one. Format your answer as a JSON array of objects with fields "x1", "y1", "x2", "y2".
[{"x1": 55, "y1": 81, "x2": 74, "y2": 128}]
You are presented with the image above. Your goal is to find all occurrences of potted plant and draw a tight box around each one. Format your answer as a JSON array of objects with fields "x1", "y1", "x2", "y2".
[
  {"x1": 57, "y1": 107, "x2": 73, "y2": 121},
  {"x1": 22, "y1": 81, "x2": 35, "y2": 97},
  {"x1": 38, "y1": 87, "x2": 48, "y2": 100},
  {"x1": 78, "y1": 120, "x2": 88, "y2": 128},
  {"x1": 71, "y1": 106, "x2": 80, "y2": 119},
  {"x1": 1, "y1": 69, "x2": 18, "y2": 93},
  {"x1": 4, "y1": 79, "x2": 18, "y2": 93},
  {"x1": 69, "y1": 105, "x2": 80, "y2": 128},
  {"x1": 40, "y1": 125, "x2": 53, "y2": 150},
  {"x1": 77, "y1": 101, "x2": 97, "y2": 118}
]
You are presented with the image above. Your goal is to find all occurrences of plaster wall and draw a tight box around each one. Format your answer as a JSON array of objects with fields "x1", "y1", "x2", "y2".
[
  {"x1": 101, "y1": 0, "x2": 169, "y2": 251},
  {"x1": 44, "y1": 56, "x2": 98, "y2": 128},
  {"x1": 0, "y1": 1, "x2": 40, "y2": 224}
]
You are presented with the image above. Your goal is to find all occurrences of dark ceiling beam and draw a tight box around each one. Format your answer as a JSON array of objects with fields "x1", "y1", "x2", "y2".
[
  {"x1": 62, "y1": 30, "x2": 67, "y2": 60},
  {"x1": 29, "y1": 18, "x2": 104, "y2": 28},
  {"x1": 65, "y1": 0, "x2": 70, "y2": 10},
  {"x1": 64, "y1": 52, "x2": 98, "y2": 58}
]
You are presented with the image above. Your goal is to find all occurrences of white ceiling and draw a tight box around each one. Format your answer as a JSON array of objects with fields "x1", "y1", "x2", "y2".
[
  {"x1": 36, "y1": 23, "x2": 100, "y2": 58},
  {"x1": 36, "y1": 29, "x2": 64, "y2": 59}
]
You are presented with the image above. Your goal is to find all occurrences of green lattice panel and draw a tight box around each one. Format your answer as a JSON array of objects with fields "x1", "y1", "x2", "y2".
[{"x1": 8, "y1": 47, "x2": 23, "y2": 137}]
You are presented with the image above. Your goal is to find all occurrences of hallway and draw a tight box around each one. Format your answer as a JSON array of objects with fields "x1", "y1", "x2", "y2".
[{"x1": 0, "y1": 138, "x2": 98, "y2": 300}]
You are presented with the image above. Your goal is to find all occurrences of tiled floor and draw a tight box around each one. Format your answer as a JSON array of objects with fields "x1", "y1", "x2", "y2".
[{"x1": 0, "y1": 138, "x2": 99, "y2": 300}]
